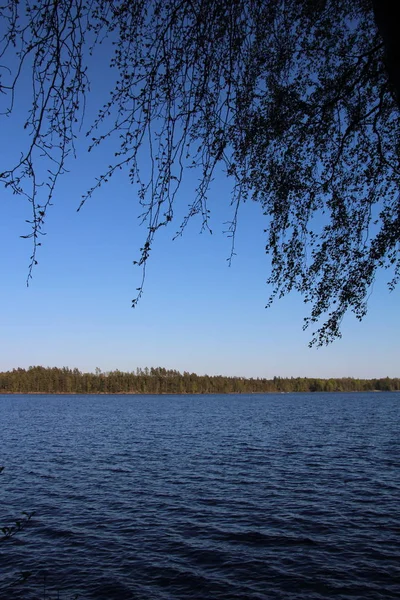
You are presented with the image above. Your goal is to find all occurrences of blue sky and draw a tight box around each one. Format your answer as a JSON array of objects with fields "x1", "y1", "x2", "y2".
[
  {"x1": 1, "y1": 158, "x2": 399, "y2": 379},
  {"x1": 1, "y1": 35, "x2": 399, "y2": 379}
]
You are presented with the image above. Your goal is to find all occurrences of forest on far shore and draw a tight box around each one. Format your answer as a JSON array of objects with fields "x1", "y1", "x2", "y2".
[{"x1": 0, "y1": 366, "x2": 399, "y2": 395}]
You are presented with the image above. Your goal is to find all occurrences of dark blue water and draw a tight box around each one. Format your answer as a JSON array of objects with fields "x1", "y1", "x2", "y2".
[{"x1": 1, "y1": 393, "x2": 399, "y2": 599}]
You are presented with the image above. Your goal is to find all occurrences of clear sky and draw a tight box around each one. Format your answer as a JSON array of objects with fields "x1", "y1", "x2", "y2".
[{"x1": 1, "y1": 35, "x2": 399, "y2": 379}]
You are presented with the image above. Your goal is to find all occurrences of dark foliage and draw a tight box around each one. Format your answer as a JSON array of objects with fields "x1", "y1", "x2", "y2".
[{"x1": 1, "y1": 1, "x2": 399, "y2": 344}]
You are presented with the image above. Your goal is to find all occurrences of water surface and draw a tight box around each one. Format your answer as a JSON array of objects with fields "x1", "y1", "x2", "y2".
[{"x1": 1, "y1": 393, "x2": 399, "y2": 599}]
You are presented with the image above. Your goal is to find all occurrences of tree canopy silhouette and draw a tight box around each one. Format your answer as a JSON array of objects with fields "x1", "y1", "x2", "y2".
[{"x1": 0, "y1": 0, "x2": 399, "y2": 345}]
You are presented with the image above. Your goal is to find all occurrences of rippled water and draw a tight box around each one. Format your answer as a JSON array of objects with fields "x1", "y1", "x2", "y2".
[{"x1": 1, "y1": 393, "x2": 399, "y2": 599}]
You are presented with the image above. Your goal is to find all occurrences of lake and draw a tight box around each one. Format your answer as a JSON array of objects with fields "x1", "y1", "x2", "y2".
[{"x1": 0, "y1": 393, "x2": 399, "y2": 599}]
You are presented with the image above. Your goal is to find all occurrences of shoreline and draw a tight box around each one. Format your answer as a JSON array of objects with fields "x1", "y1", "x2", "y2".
[{"x1": 0, "y1": 390, "x2": 390, "y2": 396}]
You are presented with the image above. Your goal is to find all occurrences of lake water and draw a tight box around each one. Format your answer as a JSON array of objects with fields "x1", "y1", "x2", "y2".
[{"x1": 0, "y1": 393, "x2": 399, "y2": 599}]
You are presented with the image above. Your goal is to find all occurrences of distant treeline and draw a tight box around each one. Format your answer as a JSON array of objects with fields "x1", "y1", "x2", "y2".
[{"x1": 0, "y1": 366, "x2": 399, "y2": 394}]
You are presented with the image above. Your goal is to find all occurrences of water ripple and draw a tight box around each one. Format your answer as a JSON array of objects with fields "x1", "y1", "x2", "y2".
[{"x1": 1, "y1": 392, "x2": 399, "y2": 599}]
